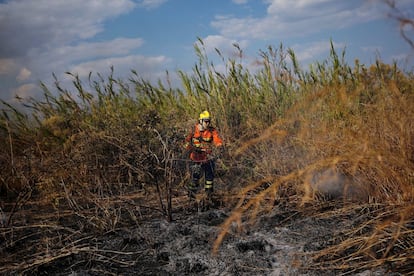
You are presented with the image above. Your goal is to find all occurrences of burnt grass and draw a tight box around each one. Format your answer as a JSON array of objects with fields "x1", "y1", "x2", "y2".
[{"x1": 0, "y1": 189, "x2": 402, "y2": 276}]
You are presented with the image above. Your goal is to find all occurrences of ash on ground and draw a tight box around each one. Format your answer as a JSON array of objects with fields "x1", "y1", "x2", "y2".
[{"x1": 48, "y1": 202, "x2": 394, "y2": 275}]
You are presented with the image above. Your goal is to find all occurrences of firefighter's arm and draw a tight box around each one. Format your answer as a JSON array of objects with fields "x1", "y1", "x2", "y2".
[{"x1": 212, "y1": 128, "x2": 223, "y2": 147}]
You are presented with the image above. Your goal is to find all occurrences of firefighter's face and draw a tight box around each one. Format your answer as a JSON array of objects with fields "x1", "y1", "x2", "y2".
[{"x1": 202, "y1": 119, "x2": 210, "y2": 127}]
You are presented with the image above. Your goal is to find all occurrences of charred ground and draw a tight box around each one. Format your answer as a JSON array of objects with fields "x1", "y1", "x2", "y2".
[{"x1": 0, "y1": 188, "x2": 405, "y2": 275}]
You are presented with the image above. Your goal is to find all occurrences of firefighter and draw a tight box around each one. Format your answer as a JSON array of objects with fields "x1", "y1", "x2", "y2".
[{"x1": 184, "y1": 110, "x2": 223, "y2": 199}]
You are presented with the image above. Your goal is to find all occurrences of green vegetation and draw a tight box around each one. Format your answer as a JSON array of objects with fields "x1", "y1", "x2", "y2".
[{"x1": 1, "y1": 41, "x2": 413, "y2": 274}]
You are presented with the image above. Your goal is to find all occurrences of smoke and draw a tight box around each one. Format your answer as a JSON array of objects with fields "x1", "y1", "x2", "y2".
[
  {"x1": 306, "y1": 167, "x2": 367, "y2": 201},
  {"x1": 310, "y1": 168, "x2": 345, "y2": 198}
]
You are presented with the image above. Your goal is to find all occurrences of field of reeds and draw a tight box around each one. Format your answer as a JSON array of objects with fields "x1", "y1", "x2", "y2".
[{"x1": 0, "y1": 40, "x2": 413, "y2": 274}]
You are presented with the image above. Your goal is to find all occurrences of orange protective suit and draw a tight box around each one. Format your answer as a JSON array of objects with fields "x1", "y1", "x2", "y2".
[{"x1": 185, "y1": 124, "x2": 223, "y2": 163}]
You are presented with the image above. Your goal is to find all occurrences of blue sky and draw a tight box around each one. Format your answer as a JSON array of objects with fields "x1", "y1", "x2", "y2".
[{"x1": 0, "y1": 0, "x2": 413, "y2": 104}]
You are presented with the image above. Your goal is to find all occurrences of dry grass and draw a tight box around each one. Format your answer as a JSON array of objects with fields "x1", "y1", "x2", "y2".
[
  {"x1": 213, "y1": 65, "x2": 414, "y2": 272},
  {"x1": 0, "y1": 43, "x2": 413, "y2": 273}
]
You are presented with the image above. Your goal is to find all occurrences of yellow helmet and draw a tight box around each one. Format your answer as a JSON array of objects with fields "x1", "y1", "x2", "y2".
[{"x1": 199, "y1": 110, "x2": 210, "y2": 120}]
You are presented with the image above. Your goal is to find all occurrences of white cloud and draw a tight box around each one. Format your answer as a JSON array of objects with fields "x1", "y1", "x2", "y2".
[
  {"x1": 0, "y1": 0, "x2": 139, "y2": 101},
  {"x1": 267, "y1": 0, "x2": 338, "y2": 16},
  {"x1": 11, "y1": 37, "x2": 145, "y2": 87},
  {"x1": 212, "y1": 0, "x2": 383, "y2": 40},
  {"x1": 291, "y1": 40, "x2": 346, "y2": 62},
  {"x1": 68, "y1": 55, "x2": 171, "y2": 81},
  {"x1": 17, "y1": 67, "x2": 31, "y2": 82},
  {"x1": 211, "y1": 16, "x2": 267, "y2": 39},
  {"x1": 40, "y1": 38, "x2": 145, "y2": 67},
  {"x1": 0, "y1": 0, "x2": 136, "y2": 58}
]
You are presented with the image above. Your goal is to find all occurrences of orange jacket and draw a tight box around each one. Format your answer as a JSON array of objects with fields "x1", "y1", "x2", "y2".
[{"x1": 185, "y1": 124, "x2": 223, "y2": 162}]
